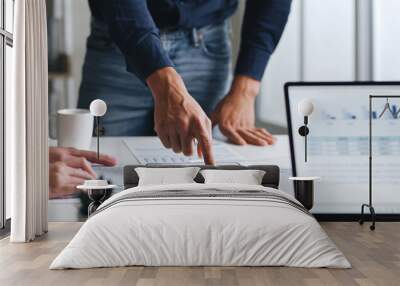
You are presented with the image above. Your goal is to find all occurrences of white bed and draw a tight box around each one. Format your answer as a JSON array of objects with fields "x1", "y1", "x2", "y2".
[{"x1": 50, "y1": 183, "x2": 350, "y2": 269}]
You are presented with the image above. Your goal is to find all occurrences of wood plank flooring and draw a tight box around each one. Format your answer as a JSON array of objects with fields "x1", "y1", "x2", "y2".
[{"x1": 0, "y1": 222, "x2": 399, "y2": 286}]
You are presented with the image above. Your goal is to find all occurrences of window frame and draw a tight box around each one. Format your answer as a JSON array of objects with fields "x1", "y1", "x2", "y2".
[{"x1": 0, "y1": 0, "x2": 13, "y2": 231}]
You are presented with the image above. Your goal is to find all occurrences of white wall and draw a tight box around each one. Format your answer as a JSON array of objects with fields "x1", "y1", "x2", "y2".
[
  {"x1": 258, "y1": 0, "x2": 357, "y2": 126},
  {"x1": 65, "y1": 1, "x2": 90, "y2": 108},
  {"x1": 302, "y1": 0, "x2": 356, "y2": 81},
  {"x1": 372, "y1": 0, "x2": 400, "y2": 81}
]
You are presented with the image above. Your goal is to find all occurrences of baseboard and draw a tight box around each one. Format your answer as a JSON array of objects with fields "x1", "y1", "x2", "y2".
[{"x1": 314, "y1": 213, "x2": 400, "y2": 222}]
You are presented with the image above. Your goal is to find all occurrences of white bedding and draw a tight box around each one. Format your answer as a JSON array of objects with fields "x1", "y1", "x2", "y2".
[{"x1": 50, "y1": 183, "x2": 350, "y2": 269}]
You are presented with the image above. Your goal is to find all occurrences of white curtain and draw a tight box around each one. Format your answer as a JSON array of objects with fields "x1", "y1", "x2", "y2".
[{"x1": 8, "y1": 0, "x2": 49, "y2": 242}]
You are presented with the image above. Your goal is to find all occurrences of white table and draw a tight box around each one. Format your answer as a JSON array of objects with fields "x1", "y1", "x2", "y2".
[
  {"x1": 49, "y1": 135, "x2": 293, "y2": 221},
  {"x1": 94, "y1": 136, "x2": 291, "y2": 167}
]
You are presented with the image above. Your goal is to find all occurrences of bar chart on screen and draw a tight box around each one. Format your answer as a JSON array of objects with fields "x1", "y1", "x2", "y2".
[
  {"x1": 303, "y1": 119, "x2": 400, "y2": 185},
  {"x1": 318, "y1": 103, "x2": 400, "y2": 121}
]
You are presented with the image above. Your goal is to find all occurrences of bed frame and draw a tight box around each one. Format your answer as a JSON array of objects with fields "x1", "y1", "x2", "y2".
[{"x1": 123, "y1": 165, "x2": 280, "y2": 189}]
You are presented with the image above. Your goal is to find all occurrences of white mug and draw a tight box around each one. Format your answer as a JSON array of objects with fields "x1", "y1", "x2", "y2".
[{"x1": 57, "y1": 109, "x2": 94, "y2": 150}]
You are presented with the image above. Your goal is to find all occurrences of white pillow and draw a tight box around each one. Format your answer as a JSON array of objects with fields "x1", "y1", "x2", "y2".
[
  {"x1": 135, "y1": 167, "x2": 200, "y2": 186},
  {"x1": 200, "y1": 169, "x2": 266, "y2": 185}
]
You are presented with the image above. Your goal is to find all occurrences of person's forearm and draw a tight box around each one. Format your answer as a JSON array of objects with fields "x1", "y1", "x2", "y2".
[
  {"x1": 211, "y1": 76, "x2": 275, "y2": 146},
  {"x1": 229, "y1": 75, "x2": 261, "y2": 99},
  {"x1": 146, "y1": 67, "x2": 187, "y2": 101}
]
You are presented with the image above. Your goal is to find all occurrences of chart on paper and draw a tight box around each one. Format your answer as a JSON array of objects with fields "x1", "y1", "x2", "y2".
[{"x1": 123, "y1": 137, "x2": 244, "y2": 165}]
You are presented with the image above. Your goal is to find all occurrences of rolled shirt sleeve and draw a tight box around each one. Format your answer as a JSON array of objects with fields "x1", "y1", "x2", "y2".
[
  {"x1": 235, "y1": 0, "x2": 292, "y2": 81},
  {"x1": 92, "y1": 0, "x2": 174, "y2": 83}
]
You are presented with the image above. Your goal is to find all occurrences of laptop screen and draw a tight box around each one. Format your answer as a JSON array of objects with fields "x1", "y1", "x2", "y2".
[{"x1": 285, "y1": 82, "x2": 400, "y2": 214}]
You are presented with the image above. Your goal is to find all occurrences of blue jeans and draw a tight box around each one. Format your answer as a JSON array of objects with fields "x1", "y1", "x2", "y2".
[{"x1": 78, "y1": 19, "x2": 232, "y2": 136}]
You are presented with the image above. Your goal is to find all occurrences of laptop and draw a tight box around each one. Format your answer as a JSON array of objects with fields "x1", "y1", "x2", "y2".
[{"x1": 285, "y1": 82, "x2": 400, "y2": 215}]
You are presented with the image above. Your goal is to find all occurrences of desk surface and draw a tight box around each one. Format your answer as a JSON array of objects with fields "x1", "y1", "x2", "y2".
[
  {"x1": 99, "y1": 135, "x2": 291, "y2": 168},
  {"x1": 49, "y1": 135, "x2": 293, "y2": 221}
]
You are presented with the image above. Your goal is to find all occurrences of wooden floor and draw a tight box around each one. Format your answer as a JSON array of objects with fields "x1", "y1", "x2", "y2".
[{"x1": 0, "y1": 222, "x2": 399, "y2": 286}]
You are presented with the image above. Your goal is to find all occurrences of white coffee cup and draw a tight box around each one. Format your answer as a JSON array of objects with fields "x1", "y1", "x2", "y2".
[{"x1": 57, "y1": 109, "x2": 94, "y2": 150}]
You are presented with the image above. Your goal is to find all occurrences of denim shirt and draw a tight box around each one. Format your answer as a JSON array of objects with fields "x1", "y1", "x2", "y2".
[{"x1": 88, "y1": 0, "x2": 292, "y2": 83}]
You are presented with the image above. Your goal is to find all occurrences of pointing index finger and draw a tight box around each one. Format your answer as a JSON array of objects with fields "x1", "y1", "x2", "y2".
[{"x1": 195, "y1": 128, "x2": 215, "y2": 166}]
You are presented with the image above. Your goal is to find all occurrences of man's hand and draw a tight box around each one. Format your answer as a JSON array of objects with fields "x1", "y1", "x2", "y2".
[
  {"x1": 49, "y1": 147, "x2": 117, "y2": 199},
  {"x1": 147, "y1": 67, "x2": 215, "y2": 165},
  {"x1": 211, "y1": 75, "x2": 275, "y2": 146}
]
